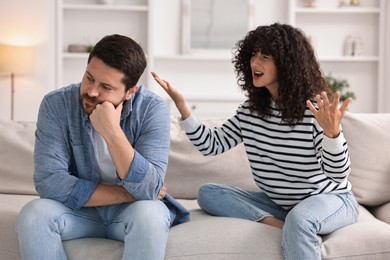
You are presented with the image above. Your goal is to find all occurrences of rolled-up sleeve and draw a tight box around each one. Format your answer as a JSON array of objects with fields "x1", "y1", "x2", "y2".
[{"x1": 119, "y1": 98, "x2": 170, "y2": 200}]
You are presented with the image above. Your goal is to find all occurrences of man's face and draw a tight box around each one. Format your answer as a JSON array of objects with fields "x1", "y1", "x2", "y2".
[{"x1": 80, "y1": 56, "x2": 135, "y2": 115}]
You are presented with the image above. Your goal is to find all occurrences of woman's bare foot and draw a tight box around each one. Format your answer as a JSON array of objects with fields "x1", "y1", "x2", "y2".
[{"x1": 259, "y1": 216, "x2": 284, "y2": 229}]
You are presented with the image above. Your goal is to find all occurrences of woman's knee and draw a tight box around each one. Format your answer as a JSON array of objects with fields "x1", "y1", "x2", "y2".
[
  {"x1": 282, "y1": 207, "x2": 318, "y2": 244},
  {"x1": 197, "y1": 183, "x2": 232, "y2": 212}
]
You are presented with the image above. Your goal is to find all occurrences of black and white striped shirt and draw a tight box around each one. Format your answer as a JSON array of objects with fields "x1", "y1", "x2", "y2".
[{"x1": 181, "y1": 100, "x2": 352, "y2": 210}]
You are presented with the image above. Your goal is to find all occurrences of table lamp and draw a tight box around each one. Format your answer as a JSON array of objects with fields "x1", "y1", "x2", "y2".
[{"x1": 0, "y1": 45, "x2": 33, "y2": 120}]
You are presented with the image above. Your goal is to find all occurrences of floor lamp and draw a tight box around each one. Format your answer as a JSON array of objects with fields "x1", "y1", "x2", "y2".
[{"x1": 0, "y1": 45, "x2": 33, "y2": 120}]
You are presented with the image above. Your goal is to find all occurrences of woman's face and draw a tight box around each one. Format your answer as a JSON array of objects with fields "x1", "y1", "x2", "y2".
[{"x1": 250, "y1": 51, "x2": 279, "y2": 100}]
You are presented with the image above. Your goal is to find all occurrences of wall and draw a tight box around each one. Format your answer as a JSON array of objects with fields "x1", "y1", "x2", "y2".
[
  {"x1": 0, "y1": 0, "x2": 55, "y2": 121},
  {"x1": 385, "y1": 1, "x2": 390, "y2": 112}
]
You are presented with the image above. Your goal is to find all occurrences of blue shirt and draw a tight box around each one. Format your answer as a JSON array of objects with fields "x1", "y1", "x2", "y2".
[{"x1": 34, "y1": 83, "x2": 189, "y2": 226}]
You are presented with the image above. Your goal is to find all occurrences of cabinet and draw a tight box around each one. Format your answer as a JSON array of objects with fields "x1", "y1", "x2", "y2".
[
  {"x1": 55, "y1": 0, "x2": 151, "y2": 88},
  {"x1": 288, "y1": 0, "x2": 386, "y2": 112}
]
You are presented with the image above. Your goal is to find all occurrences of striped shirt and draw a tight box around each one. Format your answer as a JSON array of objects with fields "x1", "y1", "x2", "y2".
[{"x1": 181, "y1": 100, "x2": 352, "y2": 210}]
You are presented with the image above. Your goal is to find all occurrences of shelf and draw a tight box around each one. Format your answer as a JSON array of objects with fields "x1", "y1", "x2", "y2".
[
  {"x1": 318, "y1": 56, "x2": 379, "y2": 62},
  {"x1": 57, "y1": 0, "x2": 150, "y2": 88},
  {"x1": 289, "y1": 0, "x2": 385, "y2": 112},
  {"x1": 63, "y1": 4, "x2": 148, "y2": 11},
  {"x1": 155, "y1": 50, "x2": 233, "y2": 62},
  {"x1": 63, "y1": 52, "x2": 89, "y2": 59},
  {"x1": 295, "y1": 7, "x2": 380, "y2": 14},
  {"x1": 184, "y1": 96, "x2": 244, "y2": 102}
]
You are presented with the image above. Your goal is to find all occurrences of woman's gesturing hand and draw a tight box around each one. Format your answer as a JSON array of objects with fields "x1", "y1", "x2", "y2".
[
  {"x1": 151, "y1": 72, "x2": 191, "y2": 120},
  {"x1": 307, "y1": 91, "x2": 351, "y2": 139}
]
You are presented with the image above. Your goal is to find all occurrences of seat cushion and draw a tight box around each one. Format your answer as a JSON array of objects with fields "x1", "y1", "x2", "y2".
[
  {"x1": 320, "y1": 206, "x2": 390, "y2": 259},
  {"x1": 3, "y1": 196, "x2": 390, "y2": 260},
  {"x1": 0, "y1": 194, "x2": 38, "y2": 260},
  {"x1": 165, "y1": 207, "x2": 283, "y2": 260}
]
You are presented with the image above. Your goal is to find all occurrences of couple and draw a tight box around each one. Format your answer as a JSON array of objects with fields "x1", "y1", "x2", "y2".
[{"x1": 17, "y1": 23, "x2": 358, "y2": 260}]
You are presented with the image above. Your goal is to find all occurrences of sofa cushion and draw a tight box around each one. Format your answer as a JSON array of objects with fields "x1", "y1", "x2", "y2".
[
  {"x1": 165, "y1": 208, "x2": 283, "y2": 260},
  {"x1": 62, "y1": 203, "x2": 390, "y2": 260},
  {"x1": 341, "y1": 113, "x2": 390, "y2": 207},
  {"x1": 0, "y1": 120, "x2": 36, "y2": 195},
  {"x1": 165, "y1": 116, "x2": 258, "y2": 199},
  {"x1": 0, "y1": 194, "x2": 38, "y2": 259},
  {"x1": 321, "y1": 206, "x2": 390, "y2": 259}
]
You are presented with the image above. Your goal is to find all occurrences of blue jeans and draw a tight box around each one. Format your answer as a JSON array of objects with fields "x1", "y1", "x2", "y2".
[
  {"x1": 16, "y1": 198, "x2": 171, "y2": 260},
  {"x1": 198, "y1": 183, "x2": 359, "y2": 260}
]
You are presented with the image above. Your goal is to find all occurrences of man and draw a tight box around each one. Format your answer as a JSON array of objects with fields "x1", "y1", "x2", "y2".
[{"x1": 16, "y1": 34, "x2": 189, "y2": 259}]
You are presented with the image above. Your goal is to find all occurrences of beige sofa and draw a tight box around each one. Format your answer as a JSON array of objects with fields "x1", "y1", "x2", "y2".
[{"x1": 1, "y1": 112, "x2": 390, "y2": 259}]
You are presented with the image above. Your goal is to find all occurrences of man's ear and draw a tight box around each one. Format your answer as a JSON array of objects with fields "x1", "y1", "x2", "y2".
[{"x1": 125, "y1": 86, "x2": 138, "y2": 100}]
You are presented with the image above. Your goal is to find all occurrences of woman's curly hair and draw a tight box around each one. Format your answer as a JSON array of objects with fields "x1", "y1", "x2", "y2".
[{"x1": 232, "y1": 23, "x2": 331, "y2": 125}]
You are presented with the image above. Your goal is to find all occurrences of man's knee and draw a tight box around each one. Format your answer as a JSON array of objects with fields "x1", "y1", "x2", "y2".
[
  {"x1": 17, "y1": 199, "x2": 61, "y2": 233},
  {"x1": 124, "y1": 200, "x2": 170, "y2": 230}
]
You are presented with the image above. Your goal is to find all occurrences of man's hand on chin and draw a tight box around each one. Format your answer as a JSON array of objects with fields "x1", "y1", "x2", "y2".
[{"x1": 90, "y1": 101, "x2": 123, "y2": 138}]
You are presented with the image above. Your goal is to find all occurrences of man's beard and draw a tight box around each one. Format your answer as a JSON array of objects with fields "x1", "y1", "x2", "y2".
[
  {"x1": 80, "y1": 94, "x2": 101, "y2": 115},
  {"x1": 80, "y1": 94, "x2": 127, "y2": 115}
]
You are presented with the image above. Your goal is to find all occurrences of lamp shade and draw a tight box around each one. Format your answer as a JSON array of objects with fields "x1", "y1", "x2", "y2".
[{"x1": 0, "y1": 45, "x2": 33, "y2": 75}]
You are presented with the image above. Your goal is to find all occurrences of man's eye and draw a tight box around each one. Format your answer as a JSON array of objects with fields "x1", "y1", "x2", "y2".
[
  {"x1": 102, "y1": 84, "x2": 112, "y2": 90},
  {"x1": 87, "y1": 76, "x2": 94, "y2": 82}
]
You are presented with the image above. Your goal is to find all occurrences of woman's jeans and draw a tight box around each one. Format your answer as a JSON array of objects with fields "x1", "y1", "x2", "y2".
[
  {"x1": 198, "y1": 183, "x2": 359, "y2": 260},
  {"x1": 16, "y1": 198, "x2": 171, "y2": 260}
]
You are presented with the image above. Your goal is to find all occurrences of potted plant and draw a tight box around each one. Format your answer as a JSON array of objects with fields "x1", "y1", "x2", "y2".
[{"x1": 325, "y1": 73, "x2": 356, "y2": 102}]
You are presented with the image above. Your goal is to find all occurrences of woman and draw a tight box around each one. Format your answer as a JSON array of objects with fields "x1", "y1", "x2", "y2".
[{"x1": 152, "y1": 23, "x2": 359, "y2": 259}]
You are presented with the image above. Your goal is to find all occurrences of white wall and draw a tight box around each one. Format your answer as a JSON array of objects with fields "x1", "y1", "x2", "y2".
[
  {"x1": 385, "y1": 1, "x2": 390, "y2": 112},
  {"x1": 0, "y1": 0, "x2": 55, "y2": 121}
]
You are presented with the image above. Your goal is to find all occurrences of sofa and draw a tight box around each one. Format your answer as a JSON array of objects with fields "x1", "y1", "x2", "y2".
[{"x1": 1, "y1": 112, "x2": 390, "y2": 260}]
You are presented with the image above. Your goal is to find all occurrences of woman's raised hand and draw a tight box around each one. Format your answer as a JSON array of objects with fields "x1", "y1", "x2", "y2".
[
  {"x1": 307, "y1": 91, "x2": 351, "y2": 139},
  {"x1": 151, "y1": 72, "x2": 191, "y2": 120}
]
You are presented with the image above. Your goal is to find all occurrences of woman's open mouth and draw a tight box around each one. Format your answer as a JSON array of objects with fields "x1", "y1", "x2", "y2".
[{"x1": 253, "y1": 71, "x2": 264, "y2": 79}]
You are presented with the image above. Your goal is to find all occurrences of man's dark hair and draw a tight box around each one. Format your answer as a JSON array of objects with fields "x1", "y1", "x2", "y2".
[{"x1": 88, "y1": 34, "x2": 147, "y2": 91}]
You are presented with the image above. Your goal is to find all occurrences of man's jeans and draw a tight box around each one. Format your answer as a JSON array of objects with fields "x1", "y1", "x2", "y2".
[
  {"x1": 16, "y1": 199, "x2": 171, "y2": 260},
  {"x1": 198, "y1": 183, "x2": 359, "y2": 260}
]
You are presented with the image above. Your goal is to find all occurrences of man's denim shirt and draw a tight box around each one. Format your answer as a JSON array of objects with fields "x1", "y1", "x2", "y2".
[{"x1": 34, "y1": 83, "x2": 189, "y2": 226}]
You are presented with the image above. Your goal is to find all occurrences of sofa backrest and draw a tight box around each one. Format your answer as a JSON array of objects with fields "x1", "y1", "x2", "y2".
[
  {"x1": 165, "y1": 116, "x2": 257, "y2": 199},
  {"x1": 0, "y1": 119, "x2": 37, "y2": 195},
  {"x1": 2, "y1": 113, "x2": 389, "y2": 207}
]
